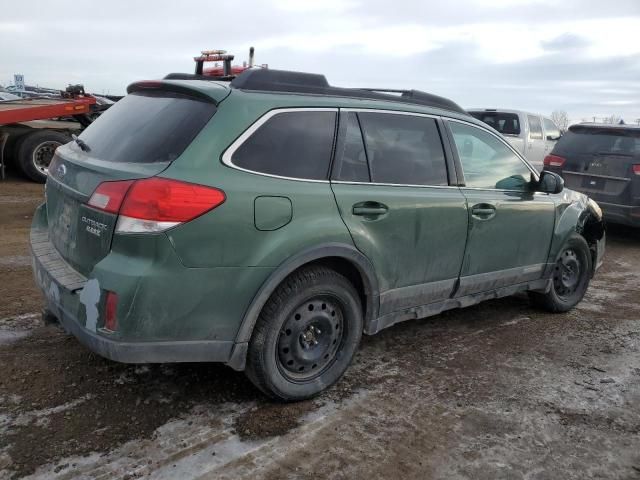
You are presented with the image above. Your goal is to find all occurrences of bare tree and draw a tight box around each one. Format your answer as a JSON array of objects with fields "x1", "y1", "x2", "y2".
[
  {"x1": 603, "y1": 114, "x2": 622, "y2": 125},
  {"x1": 551, "y1": 110, "x2": 569, "y2": 132}
]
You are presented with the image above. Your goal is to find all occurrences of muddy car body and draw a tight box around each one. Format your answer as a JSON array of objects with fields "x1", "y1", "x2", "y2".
[{"x1": 31, "y1": 69, "x2": 605, "y2": 400}]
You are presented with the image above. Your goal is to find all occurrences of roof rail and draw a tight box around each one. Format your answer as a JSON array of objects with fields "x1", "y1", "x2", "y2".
[{"x1": 229, "y1": 69, "x2": 466, "y2": 114}]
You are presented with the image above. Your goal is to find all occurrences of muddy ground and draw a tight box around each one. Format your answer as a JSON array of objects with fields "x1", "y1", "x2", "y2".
[{"x1": 0, "y1": 174, "x2": 638, "y2": 480}]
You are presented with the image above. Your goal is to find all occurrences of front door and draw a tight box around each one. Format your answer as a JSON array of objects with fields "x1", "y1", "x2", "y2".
[
  {"x1": 446, "y1": 119, "x2": 556, "y2": 297},
  {"x1": 331, "y1": 111, "x2": 468, "y2": 315}
]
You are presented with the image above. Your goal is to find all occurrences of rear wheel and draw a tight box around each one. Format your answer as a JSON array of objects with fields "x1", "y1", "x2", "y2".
[
  {"x1": 245, "y1": 266, "x2": 363, "y2": 401},
  {"x1": 530, "y1": 233, "x2": 592, "y2": 312},
  {"x1": 17, "y1": 130, "x2": 70, "y2": 183}
]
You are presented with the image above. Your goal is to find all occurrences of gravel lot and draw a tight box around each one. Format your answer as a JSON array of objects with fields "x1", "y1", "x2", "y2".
[{"x1": 0, "y1": 176, "x2": 638, "y2": 480}]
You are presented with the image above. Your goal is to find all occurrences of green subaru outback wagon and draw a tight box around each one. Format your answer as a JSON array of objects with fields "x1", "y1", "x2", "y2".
[{"x1": 31, "y1": 69, "x2": 605, "y2": 400}]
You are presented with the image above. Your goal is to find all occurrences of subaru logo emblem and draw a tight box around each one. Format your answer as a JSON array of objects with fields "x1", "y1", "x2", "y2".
[{"x1": 57, "y1": 164, "x2": 67, "y2": 178}]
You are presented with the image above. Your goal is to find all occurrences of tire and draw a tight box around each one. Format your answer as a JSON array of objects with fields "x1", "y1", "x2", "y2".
[
  {"x1": 530, "y1": 233, "x2": 592, "y2": 313},
  {"x1": 245, "y1": 266, "x2": 363, "y2": 401},
  {"x1": 17, "y1": 130, "x2": 70, "y2": 183}
]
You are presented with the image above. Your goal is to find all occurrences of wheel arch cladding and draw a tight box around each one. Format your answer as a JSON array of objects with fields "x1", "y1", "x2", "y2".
[
  {"x1": 550, "y1": 200, "x2": 604, "y2": 273},
  {"x1": 226, "y1": 243, "x2": 379, "y2": 371}
]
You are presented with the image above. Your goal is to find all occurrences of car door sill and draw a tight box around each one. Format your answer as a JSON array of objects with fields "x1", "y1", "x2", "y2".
[
  {"x1": 365, "y1": 277, "x2": 551, "y2": 335},
  {"x1": 456, "y1": 263, "x2": 548, "y2": 298}
]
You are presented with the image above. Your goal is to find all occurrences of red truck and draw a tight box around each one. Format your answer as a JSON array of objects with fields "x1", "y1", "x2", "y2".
[{"x1": 0, "y1": 86, "x2": 97, "y2": 182}]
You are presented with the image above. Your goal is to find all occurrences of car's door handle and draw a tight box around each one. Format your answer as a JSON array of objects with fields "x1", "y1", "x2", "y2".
[
  {"x1": 352, "y1": 202, "x2": 388, "y2": 217},
  {"x1": 471, "y1": 204, "x2": 496, "y2": 220}
]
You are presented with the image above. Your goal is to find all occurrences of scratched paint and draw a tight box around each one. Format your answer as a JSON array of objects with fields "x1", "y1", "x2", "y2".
[{"x1": 79, "y1": 278, "x2": 100, "y2": 332}]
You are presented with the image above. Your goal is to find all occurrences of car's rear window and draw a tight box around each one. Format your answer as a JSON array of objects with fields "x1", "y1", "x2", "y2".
[
  {"x1": 555, "y1": 128, "x2": 640, "y2": 156},
  {"x1": 77, "y1": 91, "x2": 216, "y2": 163},
  {"x1": 469, "y1": 112, "x2": 521, "y2": 135}
]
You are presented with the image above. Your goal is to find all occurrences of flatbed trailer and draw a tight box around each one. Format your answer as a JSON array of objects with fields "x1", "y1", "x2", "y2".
[{"x1": 0, "y1": 94, "x2": 96, "y2": 182}]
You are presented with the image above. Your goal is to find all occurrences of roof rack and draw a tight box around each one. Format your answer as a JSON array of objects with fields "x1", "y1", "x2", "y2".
[{"x1": 229, "y1": 69, "x2": 466, "y2": 114}]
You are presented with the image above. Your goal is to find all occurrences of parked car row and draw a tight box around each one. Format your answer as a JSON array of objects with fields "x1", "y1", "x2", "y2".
[
  {"x1": 469, "y1": 109, "x2": 638, "y2": 228},
  {"x1": 543, "y1": 123, "x2": 640, "y2": 227}
]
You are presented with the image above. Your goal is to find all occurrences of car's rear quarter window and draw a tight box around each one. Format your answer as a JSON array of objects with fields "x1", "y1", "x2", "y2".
[
  {"x1": 78, "y1": 91, "x2": 216, "y2": 163},
  {"x1": 231, "y1": 110, "x2": 337, "y2": 180}
]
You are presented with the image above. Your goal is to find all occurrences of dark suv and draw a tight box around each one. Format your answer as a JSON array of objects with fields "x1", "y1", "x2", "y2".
[
  {"x1": 544, "y1": 123, "x2": 640, "y2": 226},
  {"x1": 31, "y1": 69, "x2": 605, "y2": 401}
]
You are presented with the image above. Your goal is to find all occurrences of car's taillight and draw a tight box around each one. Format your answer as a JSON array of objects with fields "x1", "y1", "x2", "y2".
[
  {"x1": 544, "y1": 154, "x2": 566, "y2": 168},
  {"x1": 88, "y1": 178, "x2": 225, "y2": 233},
  {"x1": 633, "y1": 164, "x2": 640, "y2": 176},
  {"x1": 104, "y1": 291, "x2": 118, "y2": 331},
  {"x1": 88, "y1": 180, "x2": 135, "y2": 214}
]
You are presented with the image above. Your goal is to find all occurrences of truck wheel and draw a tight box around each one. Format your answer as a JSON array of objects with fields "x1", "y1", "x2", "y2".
[
  {"x1": 17, "y1": 130, "x2": 70, "y2": 183},
  {"x1": 530, "y1": 233, "x2": 592, "y2": 312},
  {"x1": 245, "y1": 266, "x2": 363, "y2": 401}
]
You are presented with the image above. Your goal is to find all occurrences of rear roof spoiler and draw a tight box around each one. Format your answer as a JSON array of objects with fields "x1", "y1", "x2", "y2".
[{"x1": 126, "y1": 80, "x2": 218, "y2": 104}]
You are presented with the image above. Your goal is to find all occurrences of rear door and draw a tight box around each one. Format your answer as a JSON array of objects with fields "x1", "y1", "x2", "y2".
[
  {"x1": 330, "y1": 110, "x2": 468, "y2": 315},
  {"x1": 525, "y1": 114, "x2": 546, "y2": 170},
  {"x1": 45, "y1": 88, "x2": 218, "y2": 275},
  {"x1": 445, "y1": 119, "x2": 555, "y2": 297}
]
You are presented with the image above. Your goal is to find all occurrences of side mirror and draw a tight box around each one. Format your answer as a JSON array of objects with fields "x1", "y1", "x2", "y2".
[
  {"x1": 538, "y1": 170, "x2": 564, "y2": 194},
  {"x1": 546, "y1": 134, "x2": 561, "y2": 141}
]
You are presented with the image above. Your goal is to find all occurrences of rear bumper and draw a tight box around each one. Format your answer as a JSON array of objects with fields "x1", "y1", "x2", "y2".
[
  {"x1": 30, "y1": 203, "x2": 272, "y2": 366},
  {"x1": 32, "y1": 238, "x2": 235, "y2": 364},
  {"x1": 44, "y1": 305, "x2": 234, "y2": 364},
  {"x1": 599, "y1": 202, "x2": 640, "y2": 227}
]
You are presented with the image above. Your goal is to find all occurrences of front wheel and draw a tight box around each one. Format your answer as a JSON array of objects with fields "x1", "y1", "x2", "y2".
[
  {"x1": 530, "y1": 233, "x2": 592, "y2": 312},
  {"x1": 245, "y1": 266, "x2": 363, "y2": 401}
]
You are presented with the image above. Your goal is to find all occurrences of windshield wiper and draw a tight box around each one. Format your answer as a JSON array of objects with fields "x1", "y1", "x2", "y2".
[{"x1": 72, "y1": 134, "x2": 91, "y2": 152}]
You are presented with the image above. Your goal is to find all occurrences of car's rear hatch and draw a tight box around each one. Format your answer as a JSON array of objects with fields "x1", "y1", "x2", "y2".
[
  {"x1": 552, "y1": 125, "x2": 640, "y2": 205},
  {"x1": 45, "y1": 82, "x2": 221, "y2": 276}
]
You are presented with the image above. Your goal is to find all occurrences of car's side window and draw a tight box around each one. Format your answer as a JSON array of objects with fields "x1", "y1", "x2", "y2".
[
  {"x1": 543, "y1": 118, "x2": 561, "y2": 140},
  {"x1": 528, "y1": 115, "x2": 543, "y2": 140},
  {"x1": 333, "y1": 112, "x2": 370, "y2": 182},
  {"x1": 231, "y1": 110, "x2": 337, "y2": 180},
  {"x1": 356, "y1": 112, "x2": 448, "y2": 186},
  {"x1": 449, "y1": 121, "x2": 533, "y2": 191}
]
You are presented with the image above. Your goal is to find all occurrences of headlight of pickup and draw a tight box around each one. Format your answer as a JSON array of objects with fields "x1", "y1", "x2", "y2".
[{"x1": 587, "y1": 198, "x2": 603, "y2": 220}]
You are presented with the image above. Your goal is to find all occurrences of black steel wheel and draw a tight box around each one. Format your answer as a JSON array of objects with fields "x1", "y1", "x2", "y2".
[
  {"x1": 530, "y1": 233, "x2": 592, "y2": 312},
  {"x1": 246, "y1": 266, "x2": 363, "y2": 401},
  {"x1": 553, "y1": 248, "x2": 582, "y2": 299},
  {"x1": 276, "y1": 296, "x2": 344, "y2": 382}
]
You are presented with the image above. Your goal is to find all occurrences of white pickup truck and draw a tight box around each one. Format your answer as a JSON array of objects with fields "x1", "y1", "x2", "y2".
[{"x1": 467, "y1": 109, "x2": 562, "y2": 171}]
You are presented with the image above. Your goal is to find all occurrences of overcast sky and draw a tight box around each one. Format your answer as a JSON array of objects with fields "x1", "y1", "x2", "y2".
[{"x1": 1, "y1": 0, "x2": 639, "y2": 123}]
